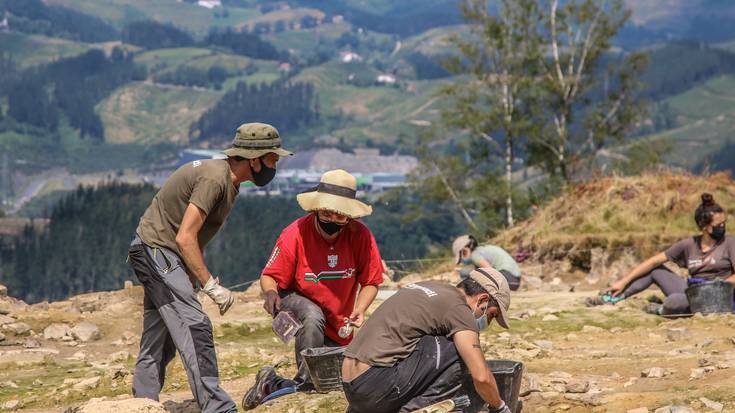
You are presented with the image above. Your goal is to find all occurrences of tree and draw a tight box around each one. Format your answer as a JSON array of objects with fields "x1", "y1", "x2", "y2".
[
  {"x1": 441, "y1": 0, "x2": 541, "y2": 227},
  {"x1": 529, "y1": 0, "x2": 648, "y2": 181}
]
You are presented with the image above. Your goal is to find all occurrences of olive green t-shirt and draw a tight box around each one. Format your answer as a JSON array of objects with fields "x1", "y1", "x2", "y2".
[
  {"x1": 665, "y1": 235, "x2": 735, "y2": 280},
  {"x1": 137, "y1": 159, "x2": 239, "y2": 255},
  {"x1": 344, "y1": 281, "x2": 478, "y2": 367}
]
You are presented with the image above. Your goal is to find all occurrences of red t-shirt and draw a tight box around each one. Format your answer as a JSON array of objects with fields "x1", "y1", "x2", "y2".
[{"x1": 262, "y1": 213, "x2": 384, "y2": 345}]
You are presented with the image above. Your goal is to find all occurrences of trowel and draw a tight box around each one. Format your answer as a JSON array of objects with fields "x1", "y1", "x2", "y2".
[{"x1": 409, "y1": 395, "x2": 470, "y2": 413}]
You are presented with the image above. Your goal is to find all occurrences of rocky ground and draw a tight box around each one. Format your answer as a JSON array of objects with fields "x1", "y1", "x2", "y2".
[{"x1": 1, "y1": 273, "x2": 735, "y2": 413}]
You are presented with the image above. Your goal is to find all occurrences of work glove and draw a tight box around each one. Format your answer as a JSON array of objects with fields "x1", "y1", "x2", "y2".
[
  {"x1": 203, "y1": 277, "x2": 234, "y2": 315},
  {"x1": 488, "y1": 401, "x2": 511, "y2": 413},
  {"x1": 263, "y1": 290, "x2": 281, "y2": 317}
]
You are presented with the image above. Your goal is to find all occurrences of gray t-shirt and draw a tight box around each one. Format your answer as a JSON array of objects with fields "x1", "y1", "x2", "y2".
[
  {"x1": 345, "y1": 281, "x2": 477, "y2": 367},
  {"x1": 471, "y1": 245, "x2": 520, "y2": 277},
  {"x1": 665, "y1": 235, "x2": 735, "y2": 280}
]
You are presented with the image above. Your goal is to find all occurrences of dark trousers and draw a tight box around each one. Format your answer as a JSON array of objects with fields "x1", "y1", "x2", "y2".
[
  {"x1": 343, "y1": 335, "x2": 465, "y2": 413},
  {"x1": 274, "y1": 291, "x2": 339, "y2": 389},
  {"x1": 127, "y1": 236, "x2": 236, "y2": 413},
  {"x1": 621, "y1": 265, "x2": 689, "y2": 314}
]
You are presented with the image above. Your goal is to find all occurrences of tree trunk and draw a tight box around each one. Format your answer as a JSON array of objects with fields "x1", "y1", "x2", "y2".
[{"x1": 505, "y1": 135, "x2": 514, "y2": 227}]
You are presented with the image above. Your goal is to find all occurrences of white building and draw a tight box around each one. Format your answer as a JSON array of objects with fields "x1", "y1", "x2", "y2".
[{"x1": 197, "y1": 0, "x2": 221, "y2": 9}]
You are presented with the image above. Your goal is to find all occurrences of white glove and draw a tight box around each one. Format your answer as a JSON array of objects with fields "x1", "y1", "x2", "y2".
[
  {"x1": 488, "y1": 401, "x2": 511, "y2": 413},
  {"x1": 203, "y1": 277, "x2": 234, "y2": 315}
]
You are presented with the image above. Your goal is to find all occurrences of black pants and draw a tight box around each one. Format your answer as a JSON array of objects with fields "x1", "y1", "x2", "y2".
[{"x1": 343, "y1": 336, "x2": 466, "y2": 413}]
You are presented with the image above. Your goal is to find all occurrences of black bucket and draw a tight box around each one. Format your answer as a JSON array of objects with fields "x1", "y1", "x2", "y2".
[
  {"x1": 300, "y1": 346, "x2": 346, "y2": 393},
  {"x1": 686, "y1": 280, "x2": 734, "y2": 314},
  {"x1": 463, "y1": 360, "x2": 524, "y2": 413}
]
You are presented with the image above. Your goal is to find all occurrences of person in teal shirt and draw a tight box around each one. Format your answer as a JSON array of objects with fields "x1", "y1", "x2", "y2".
[{"x1": 452, "y1": 235, "x2": 521, "y2": 291}]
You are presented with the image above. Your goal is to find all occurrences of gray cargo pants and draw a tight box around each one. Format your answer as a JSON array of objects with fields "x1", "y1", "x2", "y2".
[
  {"x1": 271, "y1": 291, "x2": 340, "y2": 390},
  {"x1": 127, "y1": 236, "x2": 237, "y2": 413}
]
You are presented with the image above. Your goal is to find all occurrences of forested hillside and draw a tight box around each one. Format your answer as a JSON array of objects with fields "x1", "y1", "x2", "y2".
[{"x1": 0, "y1": 183, "x2": 462, "y2": 303}]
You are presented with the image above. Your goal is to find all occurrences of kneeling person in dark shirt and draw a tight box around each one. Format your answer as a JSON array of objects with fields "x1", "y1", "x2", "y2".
[{"x1": 342, "y1": 268, "x2": 513, "y2": 413}]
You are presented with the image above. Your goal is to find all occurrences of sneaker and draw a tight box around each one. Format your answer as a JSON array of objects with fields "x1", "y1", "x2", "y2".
[
  {"x1": 642, "y1": 303, "x2": 663, "y2": 315},
  {"x1": 243, "y1": 366, "x2": 277, "y2": 410},
  {"x1": 585, "y1": 293, "x2": 624, "y2": 307}
]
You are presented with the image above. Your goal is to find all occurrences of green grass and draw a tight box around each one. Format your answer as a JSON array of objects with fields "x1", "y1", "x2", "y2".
[
  {"x1": 96, "y1": 81, "x2": 222, "y2": 145},
  {"x1": 0, "y1": 32, "x2": 93, "y2": 68},
  {"x1": 45, "y1": 0, "x2": 261, "y2": 37},
  {"x1": 665, "y1": 75, "x2": 735, "y2": 121}
]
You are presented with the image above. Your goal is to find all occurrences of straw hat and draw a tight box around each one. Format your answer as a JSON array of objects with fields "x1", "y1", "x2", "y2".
[{"x1": 296, "y1": 170, "x2": 372, "y2": 218}]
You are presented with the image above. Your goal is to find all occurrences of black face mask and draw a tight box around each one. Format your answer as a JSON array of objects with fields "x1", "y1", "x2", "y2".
[
  {"x1": 711, "y1": 223, "x2": 726, "y2": 242},
  {"x1": 318, "y1": 217, "x2": 345, "y2": 235},
  {"x1": 251, "y1": 158, "x2": 276, "y2": 187}
]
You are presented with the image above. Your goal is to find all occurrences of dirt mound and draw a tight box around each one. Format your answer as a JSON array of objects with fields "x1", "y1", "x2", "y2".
[
  {"x1": 490, "y1": 172, "x2": 735, "y2": 289},
  {"x1": 496, "y1": 172, "x2": 735, "y2": 257}
]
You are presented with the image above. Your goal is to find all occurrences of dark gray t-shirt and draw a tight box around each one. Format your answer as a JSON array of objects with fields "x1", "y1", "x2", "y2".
[
  {"x1": 345, "y1": 281, "x2": 477, "y2": 367},
  {"x1": 665, "y1": 235, "x2": 735, "y2": 280}
]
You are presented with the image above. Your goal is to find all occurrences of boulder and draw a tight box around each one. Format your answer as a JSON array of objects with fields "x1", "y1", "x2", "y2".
[
  {"x1": 534, "y1": 340, "x2": 554, "y2": 351},
  {"x1": 0, "y1": 315, "x2": 15, "y2": 326},
  {"x1": 74, "y1": 397, "x2": 167, "y2": 413},
  {"x1": 641, "y1": 367, "x2": 668, "y2": 378},
  {"x1": 689, "y1": 368, "x2": 706, "y2": 380},
  {"x1": 1, "y1": 399, "x2": 19, "y2": 410},
  {"x1": 565, "y1": 380, "x2": 590, "y2": 393},
  {"x1": 72, "y1": 376, "x2": 101, "y2": 391},
  {"x1": 699, "y1": 397, "x2": 723, "y2": 412},
  {"x1": 44, "y1": 323, "x2": 72, "y2": 341},
  {"x1": 3, "y1": 322, "x2": 31, "y2": 336},
  {"x1": 542, "y1": 314, "x2": 559, "y2": 321},
  {"x1": 582, "y1": 325, "x2": 604, "y2": 333},
  {"x1": 666, "y1": 327, "x2": 690, "y2": 341},
  {"x1": 72, "y1": 322, "x2": 100, "y2": 342}
]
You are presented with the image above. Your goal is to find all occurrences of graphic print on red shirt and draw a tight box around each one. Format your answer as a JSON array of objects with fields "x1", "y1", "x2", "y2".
[{"x1": 262, "y1": 213, "x2": 384, "y2": 346}]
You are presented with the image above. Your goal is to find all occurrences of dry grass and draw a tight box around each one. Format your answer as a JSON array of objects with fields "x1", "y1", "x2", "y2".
[{"x1": 494, "y1": 172, "x2": 735, "y2": 258}]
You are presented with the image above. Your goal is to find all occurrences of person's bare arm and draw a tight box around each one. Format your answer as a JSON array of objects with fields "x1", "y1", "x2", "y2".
[
  {"x1": 349, "y1": 285, "x2": 378, "y2": 327},
  {"x1": 608, "y1": 252, "x2": 669, "y2": 296},
  {"x1": 454, "y1": 330, "x2": 503, "y2": 408},
  {"x1": 175, "y1": 203, "x2": 211, "y2": 285},
  {"x1": 474, "y1": 256, "x2": 494, "y2": 269},
  {"x1": 261, "y1": 275, "x2": 281, "y2": 316}
]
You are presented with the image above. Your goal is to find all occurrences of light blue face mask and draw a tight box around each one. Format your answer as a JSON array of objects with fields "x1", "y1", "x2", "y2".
[
  {"x1": 476, "y1": 314, "x2": 489, "y2": 330},
  {"x1": 474, "y1": 302, "x2": 489, "y2": 330},
  {"x1": 461, "y1": 256, "x2": 473, "y2": 265}
]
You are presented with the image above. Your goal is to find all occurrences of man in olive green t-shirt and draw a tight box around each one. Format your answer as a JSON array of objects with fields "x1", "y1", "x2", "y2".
[
  {"x1": 127, "y1": 122, "x2": 292, "y2": 413},
  {"x1": 342, "y1": 268, "x2": 513, "y2": 413}
]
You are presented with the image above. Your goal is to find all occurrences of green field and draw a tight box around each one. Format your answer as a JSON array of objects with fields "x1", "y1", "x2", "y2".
[
  {"x1": 0, "y1": 33, "x2": 94, "y2": 68},
  {"x1": 45, "y1": 0, "x2": 261, "y2": 37},
  {"x1": 97, "y1": 82, "x2": 222, "y2": 144},
  {"x1": 636, "y1": 75, "x2": 735, "y2": 168}
]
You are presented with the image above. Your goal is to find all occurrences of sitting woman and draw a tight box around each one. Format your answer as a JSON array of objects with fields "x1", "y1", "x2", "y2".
[{"x1": 587, "y1": 193, "x2": 735, "y2": 315}]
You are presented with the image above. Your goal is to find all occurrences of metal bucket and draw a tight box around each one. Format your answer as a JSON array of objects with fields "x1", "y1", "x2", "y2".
[
  {"x1": 686, "y1": 280, "x2": 734, "y2": 314},
  {"x1": 463, "y1": 360, "x2": 524, "y2": 413},
  {"x1": 301, "y1": 346, "x2": 346, "y2": 393}
]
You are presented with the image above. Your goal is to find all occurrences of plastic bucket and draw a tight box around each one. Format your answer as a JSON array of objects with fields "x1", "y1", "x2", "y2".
[
  {"x1": 686, "y1": 280, "x2": 734, "y2": 314},
  {"x1": 300, "y1": 346, "x2": 346, "y2": 393},
  {"x1": 463, "y1": 360, "x2": 524, "y2": 413}
]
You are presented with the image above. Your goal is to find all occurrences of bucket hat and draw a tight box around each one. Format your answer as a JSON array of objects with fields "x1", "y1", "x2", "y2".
[{"x1": 222, "y1": 122, "x2": 293, "y2": 159}]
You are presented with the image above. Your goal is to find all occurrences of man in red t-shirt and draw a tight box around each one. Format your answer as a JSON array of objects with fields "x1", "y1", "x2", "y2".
[{"x1": 243, "y1": 169, "x2": 384, "y2": 410}]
